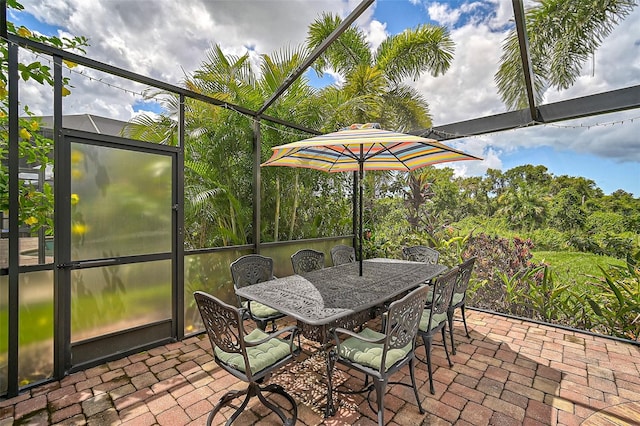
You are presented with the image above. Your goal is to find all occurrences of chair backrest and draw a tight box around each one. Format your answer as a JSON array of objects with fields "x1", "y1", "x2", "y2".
[
  {"x1": 230, "y1": 254, "x2": 274, "y2": 289},
  {"x1": 193, "y1": 291, "x2": 246, "y2": 357},
  {"x1": 291, "y1": 249, "x2": 325, "y2": 275},
  {"x1": 402, "y1": 245, "x2": 440, "y2": 264},
  {"x1": 428, "y1": 266, "x2": 458, "y2": 321},
  {"x1": 453, "y1": 257, "x2": 476, "y2": 299},
  {"x1": 383, "y1": 285, "x2": 431, "y2": 351},
  {"x1": 330, "y1": 244, "x2": 356, "y2": 266}
]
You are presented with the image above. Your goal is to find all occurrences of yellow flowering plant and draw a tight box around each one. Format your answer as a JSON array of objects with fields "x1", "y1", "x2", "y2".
[{"x1": 1, "y1": 0, "x2": 89, "y2": 235}]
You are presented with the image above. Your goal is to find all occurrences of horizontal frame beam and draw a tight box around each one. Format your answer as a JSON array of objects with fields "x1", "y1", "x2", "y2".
[
  {"x1": 417, "y1": 85, "x2": 640, "y2": 141},
  {"x1": 7, "y1": 34, "x2": 321, "y2": 136}
]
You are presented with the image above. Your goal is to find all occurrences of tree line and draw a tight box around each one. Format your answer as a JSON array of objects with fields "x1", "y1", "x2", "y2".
[{"x1": 364, "y1": 165, "x2": 639, "y2": 260}]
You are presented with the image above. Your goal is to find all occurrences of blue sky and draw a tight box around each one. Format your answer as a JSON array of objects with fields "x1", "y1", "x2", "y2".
[{"x1": 12, "y1": 0, "x2": 640, "y2": 196}]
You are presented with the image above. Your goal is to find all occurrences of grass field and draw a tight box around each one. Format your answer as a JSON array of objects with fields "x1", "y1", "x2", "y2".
[{"x1": 531, "y1": 251, "x2": 625, "y2": 289}]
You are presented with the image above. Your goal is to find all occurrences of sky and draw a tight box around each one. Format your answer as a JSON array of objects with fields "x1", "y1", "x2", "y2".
[{"x1": 9, "y1": 0, "x2": 640, "y2": 196}]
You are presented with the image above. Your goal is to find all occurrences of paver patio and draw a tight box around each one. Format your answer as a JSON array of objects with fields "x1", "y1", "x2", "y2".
[{"x1": 1, "y1": 309, "x2": 639, "y2": 425}]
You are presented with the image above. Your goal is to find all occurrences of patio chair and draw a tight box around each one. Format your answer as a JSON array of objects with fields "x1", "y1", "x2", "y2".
[
  {"x1": 417, "y1": 266, "x2": 457, "y2": 394},
  {"x1": 402, "y1": 245, "x2": 440, "y2": 264},
  {"x1": 194, "y1": 291, "x2": 299, "y2": 426},
  {"x1": 448, "y1": 257, "x2": 476, "y2": 354},
  {"x1": 291, "y1": 249, "x2": 325, "y2": 275},
  {"x1": 331, "y1": 285, "x2": 431, "y2": 426},
  {"x1": 231, "y1": 254, "x2": 286, "y2": 332},
  {"x1": 330, "y1": 244, "x2": 356, "y2": 266}
]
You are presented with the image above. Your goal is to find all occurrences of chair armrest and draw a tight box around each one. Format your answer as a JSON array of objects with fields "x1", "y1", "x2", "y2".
[{"x1": 244, "y1": 325, "x2": 298, "y2": 347}]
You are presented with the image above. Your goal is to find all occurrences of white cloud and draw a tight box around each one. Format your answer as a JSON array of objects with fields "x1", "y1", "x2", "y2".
[
  {"x1": 366, "y1": 20, "x2": 388, "y2": 52},
  {"x1": 427, "y1": 2, "x2": 462, "y2": 27},
  {"x1": 20, "y1": 0, "x2": 360, "y2": 120},
  {"x1": 524, "y1": 111, "x2": 640, "y2": 162},
  {"x1": 486, "y1": 0, "x2": 513, "y2": 29},
  {"x1": 438, "y1": 136, "x2": 503, "y2": 177},
  {"x1": 411, "y1": 22, "x2": 507, "y2": 125},
  {"x1": 14, "y1": 0, "x2": 640, "y2": 186}
]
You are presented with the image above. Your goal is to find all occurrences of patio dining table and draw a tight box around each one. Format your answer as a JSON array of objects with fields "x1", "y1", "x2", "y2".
[{"x1": 235, "y1": 258, "x2": 447, "y2": 417}]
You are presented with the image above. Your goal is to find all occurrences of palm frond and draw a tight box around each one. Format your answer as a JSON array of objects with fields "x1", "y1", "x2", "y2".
[
  {"x1": 306, "y1": 12, "x2": 372, "y2": 77},
  {"x1": 377, "y1": 24, "x2": 455, "y2": 84},
  {"x1": 494, "y1": 30, "x2": 547, "y2": 110},
  {"x1": 495, "y1": 0, "x2": 636, "y2": 110},
  {"x1": 122, "y1": 114, "x2": 178, "y2": 145},
  {"x1": 259, "y1": 44, "x2": 316, "y2": 113},
  {"x1": 382, "y1": 85, "x2": 432, "y2": 131}
]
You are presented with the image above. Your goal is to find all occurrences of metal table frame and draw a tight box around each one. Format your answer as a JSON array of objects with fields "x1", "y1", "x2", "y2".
[{"x1": 235, "y1": 258, "x2": 447, "y2": 417}]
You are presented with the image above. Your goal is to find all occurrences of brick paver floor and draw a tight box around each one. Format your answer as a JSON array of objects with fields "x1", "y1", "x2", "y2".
[{"x1": 1, "y1": 310, "x2": 639, "y2": 425}]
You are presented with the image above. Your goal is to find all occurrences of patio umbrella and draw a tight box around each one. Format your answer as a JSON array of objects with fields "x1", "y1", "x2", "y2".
[{"x1": 261, "y1": 123, "x2": 481, "y2": 275}]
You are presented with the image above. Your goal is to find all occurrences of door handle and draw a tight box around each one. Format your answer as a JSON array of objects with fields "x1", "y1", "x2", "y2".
[{"x1": 57, "y1": 258, "x2": 118, "y2": 269}]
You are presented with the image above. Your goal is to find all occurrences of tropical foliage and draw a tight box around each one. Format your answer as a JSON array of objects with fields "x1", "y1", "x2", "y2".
[
  {"x1": 495, "y1": 0, "x2": 637, "y2": 110},
  {"x1": 306, "y1": 12, "x2": 454, "y2": 130},
  {"x1": 121, "y1": 13, "x2": 457, "y2": 249},
  {"x1": 582, "y1": 251, "x2": 640, "y2": 340},
  {"x1": 365, "y1": 165, "x2": 639, "y2": 260},
  {"x1": 361, "y1": 166, "x2": 639, "y2": 340}
]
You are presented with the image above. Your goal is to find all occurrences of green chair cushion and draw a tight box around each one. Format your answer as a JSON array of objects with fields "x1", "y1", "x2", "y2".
[
  {"x1": 215, "y1": 328, "x2": 291, "y2": 375},
  {"x1": 419, "y1": 310, "x2": 447, "y2": 332},
  {"x1": 242, "y1": 301, "x2": 281, "y2": 318},
  {"x1": 338, "y1": 327, "x2": 412, "y2": 372},
  {"x1": 452, "y1": 293, "x2": 464, "y2": 305}
]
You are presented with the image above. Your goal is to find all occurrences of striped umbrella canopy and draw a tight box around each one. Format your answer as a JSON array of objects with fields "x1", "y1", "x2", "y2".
[
  {"x1": 261, "y1": 123, "x2": 481, "y2": 275},
  {"x1": 261, "y1": 123, "x2": 481, "y2": 172}
]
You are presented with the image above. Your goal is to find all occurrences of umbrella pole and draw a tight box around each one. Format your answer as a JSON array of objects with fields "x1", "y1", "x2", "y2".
[{"x1": 359, "y1": 161, "x2": 364, "y2": 276}]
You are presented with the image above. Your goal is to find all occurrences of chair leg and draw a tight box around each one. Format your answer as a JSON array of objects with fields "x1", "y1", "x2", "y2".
[
  {"x1": 206, "y1": 382, "x2": 297, "y2": 426},
  {"x1": 256, "y1": 383, "x2": 297, "y2": 425},
  {"x1": 461, "y1": 304, "x2": 470, "y2": 337},
  {"x1": 206, "y1": 387, "x2": 251, "y2": 426},
  {"x1": 448, "y1": 308, "x2": 456, "y2": 355},
  {"x1": 422, "y1": 335, "x2": 435, "y2": 395},
  {"x1": 226, "y1": 386, "x2": 255, "y2": 425},
  {"x1": 409, "y1": 358, "x2": 424, "y2": 414},
  {"x1": 441, "y1": 326, "x2": 453, "y2": 367},
  {"x1": 373, "y1": 378, "x2": 386, "y2": 426}
]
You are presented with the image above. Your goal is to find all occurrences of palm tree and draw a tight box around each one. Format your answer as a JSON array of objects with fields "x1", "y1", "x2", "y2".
[
  {"x1": 496, "y1": 187, "x2": 547, "y2": 230},
  {"x1": 306, "y1": 13, "x2": 455, "y2": 130},
  {"x1": 495, "y1": 0, "x2": 636, "y2": 110},
  {"x1": 255, "y1": 45, "x2": 352, "y2": 242},
  {"x1": 127, "y1": 42, "x2": 353, "y2": 246}
]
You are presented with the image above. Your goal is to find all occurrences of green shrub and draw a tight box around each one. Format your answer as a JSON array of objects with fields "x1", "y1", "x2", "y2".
[
  {"x1": 520, "y1": 266, "x2": 572, "y2": 323},
  {"x1": 586, "y1": 211, "x2": 626, "y2": 234},
  {"x1": 527, "y1": 228, "x2": 568, "y2": 251},
  {"x1": 453, "y1": 215, "x2": 512, "y2": 237},
  {"x1": 567, "y1": 233, "x2": 603, "y2": 254},
  {"x1": 582, "y1": 250, "x2": 640, "y2": 341},
  {"x1": 428, "y1": 228, "x2": 470, "y2": 267},
  {"x1": 601, "y1": 234, "x2": 635, "y2": 259}
]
